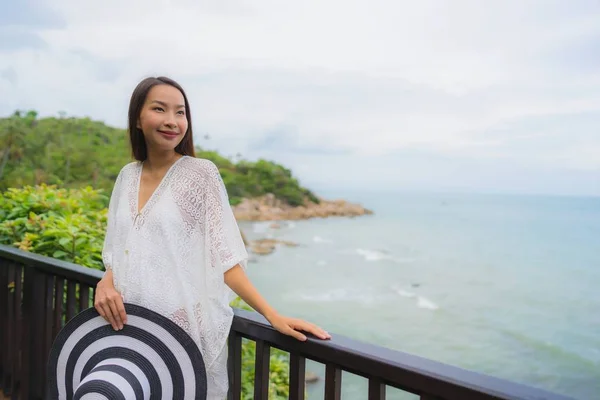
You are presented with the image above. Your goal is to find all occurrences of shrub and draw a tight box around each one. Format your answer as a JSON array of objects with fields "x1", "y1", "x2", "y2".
[{"x1": 0, "y1": 184, "x2": 108, "y2": 270}]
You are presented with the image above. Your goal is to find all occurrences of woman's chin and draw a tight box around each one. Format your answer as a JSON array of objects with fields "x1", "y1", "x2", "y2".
[{"x1": 148, "y1": 137, "x2": 183, "y2": 152}]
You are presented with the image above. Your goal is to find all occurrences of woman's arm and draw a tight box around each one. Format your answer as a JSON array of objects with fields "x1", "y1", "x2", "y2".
[
  {"x1": 224, "y1": 264, "x2": 331, "y2": 341},
  {"x1": 95, "y1": 269, "x2": 127, "y2": 330},
  {"x1": 96, "y1": 168, "x2": 127, "y2": 331},
  {"x1": 203, "y1": 160, "x2": 330, "y2": 341}
]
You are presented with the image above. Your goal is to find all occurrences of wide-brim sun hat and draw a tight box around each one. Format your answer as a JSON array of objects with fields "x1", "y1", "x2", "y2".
[{"x1": 46, "y1": 303, "x2": 207, "y2": 399}]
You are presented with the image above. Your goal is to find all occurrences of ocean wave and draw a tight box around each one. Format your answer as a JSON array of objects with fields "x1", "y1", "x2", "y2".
[
  {"x1": 313, "y1": 235, "x2": 333, "y2": 243},
  {"x1": 297, "y1": 288, "x2": 381, "y2": 304},
  {"x1": 417, "y1": 296, "x2": 439, "y2": 310},
  {"x1": 296, "y1": 286, "x2": 441, "y2": 310},
  {"x1": 356, "y1": 248, "x2": 389, "y2": 261},
  {"x1": 356, "y1": 248, "x2": 414, "y2": 264},
  {"x1": 500, "y1": 329, "x2": 600, "y2": 367},
  {"x1": 392, "y1": 286, "x2": 439, "y2": 311},
  {"x1": 394, "y1": 288, "x2": 416, "y2": 298}
]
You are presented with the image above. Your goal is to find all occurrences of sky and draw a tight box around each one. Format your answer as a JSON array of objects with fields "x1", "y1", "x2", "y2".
[{"x1": 1, "y1": 0, "x2": 599, "y2": 197}]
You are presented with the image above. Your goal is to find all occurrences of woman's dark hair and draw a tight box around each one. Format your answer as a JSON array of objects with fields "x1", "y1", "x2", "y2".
[{"x1": 128, "y1": 76, "x2": 195, "y2": 161}]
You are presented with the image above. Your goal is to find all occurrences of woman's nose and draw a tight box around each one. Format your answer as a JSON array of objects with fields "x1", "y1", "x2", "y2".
[{"x1": 164, "y1": 116, "x2": 177, "y2": 128}]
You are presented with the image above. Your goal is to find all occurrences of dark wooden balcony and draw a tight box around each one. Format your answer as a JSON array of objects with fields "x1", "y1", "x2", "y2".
[{"x1": 0, "y1": 244, "x2": 574, "y2": 399}]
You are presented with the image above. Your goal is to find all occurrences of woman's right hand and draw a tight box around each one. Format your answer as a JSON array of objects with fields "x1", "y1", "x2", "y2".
[{"x1": 94, "y1": 269, "x2": 127, "y2": 330}]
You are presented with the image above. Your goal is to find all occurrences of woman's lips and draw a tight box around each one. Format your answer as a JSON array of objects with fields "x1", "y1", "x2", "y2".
[{"x1": 158, "y1": 130, "x2": 178, "y2": 139}]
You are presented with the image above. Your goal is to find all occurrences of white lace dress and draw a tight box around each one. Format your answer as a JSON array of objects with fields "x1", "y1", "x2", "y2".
[{"x1": 101, "y1": 155, "x2": 248, "y2": 399}]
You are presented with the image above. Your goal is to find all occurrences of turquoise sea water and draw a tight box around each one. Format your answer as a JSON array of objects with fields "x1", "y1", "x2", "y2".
[{"x1": 240, "y1": 191, "x2": 600, "y2": 400}]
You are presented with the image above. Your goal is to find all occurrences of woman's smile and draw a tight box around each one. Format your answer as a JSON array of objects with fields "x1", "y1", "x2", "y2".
[{"x1": 157, "y1": 129, "x2": 179, "y2": 139}]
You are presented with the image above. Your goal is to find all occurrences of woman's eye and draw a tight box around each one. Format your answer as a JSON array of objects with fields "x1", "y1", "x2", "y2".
[
  {"x1": 177, "y1": 111, "x2": 185, "y2": 115},
  {"x1": 153, "y1": 107, "x2": 164, "y2": 112}
]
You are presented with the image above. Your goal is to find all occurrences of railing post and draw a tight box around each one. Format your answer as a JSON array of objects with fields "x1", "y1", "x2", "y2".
[
  {"x1": 253, "y1": 340, "x2": 271, "y2": 400},
  {"x1": 0, "y1": 262, "x2": 8, "y2": 393},
  {"x1": 9, "y1": 264, "x2": 23, "y2": 399},
  {"x1": 325, "y1": 364, "x2": 342, "y2": 400},
  {"x1": 227, "y1": 331, "x2": 242, "y2": 400},
  {"x1": 21, "y1": 266, "x2": 47, "y2": 400},
  {"x1": 368, "y1": 378, "x2": 386, "y2": 399},
  {"x1": 3, "y1": 263, "x2": 17, "y2": 397},
  {"x1": 289, "y1": 353, "x2": 306, "y2": 400}
]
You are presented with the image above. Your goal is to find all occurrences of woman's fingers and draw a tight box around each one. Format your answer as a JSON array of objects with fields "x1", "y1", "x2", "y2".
[
  {"x1": 311, "y1": 325, "x2": 331, "y2": 340},
  {"x1": 107, "y1": 299, "x2": 124, "y2": 330},
  {"x1": 95, "y1": 302, "x2": 106, "y2": 319},
  {"x1": 282, "y1": 319, "x2": 331, "y2": 341},
  {"x1": 292, "y1": 320, "x2": 331, "y2": 340},
  {"x1": 103, "y1": 303, "x2": 120, "y2": 330},
  {"x1": 95, "y1": 298, "x2": 118, "y2": 330},
  {"x1": 284, "y1": 326, "x2": 307, "y2": 341},
  {"x1": 115, "y1": 296, "x2": 127, "y2": 326},
  {"x1": 94, "y1": 290, "x2": 127, "y2": 330}
]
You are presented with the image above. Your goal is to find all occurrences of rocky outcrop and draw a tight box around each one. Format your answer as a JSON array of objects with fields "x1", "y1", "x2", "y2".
[
  {"x1": 233, "y1": 194, "x2": 373, "y2": 221},
  {"x1": 305, "y1": 371, "x2": 319, "y2": 383},
  {"x1": 249, "y1": 238, "x2": 298, "y2": 256}
]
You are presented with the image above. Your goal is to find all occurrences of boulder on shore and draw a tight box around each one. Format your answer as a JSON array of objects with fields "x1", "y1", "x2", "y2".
[
  {"x1": 305, "y1": 371, "x2": 319, "y2": 383},
  {"x1": 248, "y1": 238, "x2": 298, "y2": 256}
]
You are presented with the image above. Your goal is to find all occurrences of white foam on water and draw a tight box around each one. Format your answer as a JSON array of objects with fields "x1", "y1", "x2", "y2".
[
  {"x1": 417, "y1": 296, "x2": 439, "y2": 310},
  {"x1": 296, "y1": 288, "x2": 383, "y2": 304},
  {"x1": 394, "y1": 288, "x2": 416, "y2": 298},
  {"x1": 313, "y1": 235, "x2": 333, "y2": 243},
  {"x1": 356, "y1": 248, "x2": 414, "y2": 263},
  {"x1": 356, "y1": 248, "x2": 387, "y2": 261},
  {"x1": 392, "y1": 286, "x2": 439, "y2": 311},
  {"x1": 298, "y1": 289, "x2": 349, "y2": 302}
]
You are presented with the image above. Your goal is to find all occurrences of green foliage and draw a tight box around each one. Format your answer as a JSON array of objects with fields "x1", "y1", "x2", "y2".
[
  {"x1": 195, "y1": 149, "x2": 235, "y2": 170},
  {"x1": 200, "y1": 152, "x2": 320, "y2": 206},
  {"x1": 1, "y1": 110, "x2": 319, "y2": 207},
  {"x1": 0, "y1": 184, "x2": 108, "y2": 269},
  {"x1": 1, "y1": 185, "x2": 292, "y2": 398},
  {"x1": 0, "y1": 110, "x2": 129, "y2": 193}
]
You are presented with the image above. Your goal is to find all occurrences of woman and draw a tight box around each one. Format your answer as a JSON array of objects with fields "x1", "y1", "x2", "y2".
[{"x1": 94, "y1": 76, "x2": 330, "y2": 398}]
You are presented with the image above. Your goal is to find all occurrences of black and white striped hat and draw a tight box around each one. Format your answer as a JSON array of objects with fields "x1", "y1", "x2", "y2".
[{"x1": 46, "y1": 303, "x2": 207, "y2": 399}]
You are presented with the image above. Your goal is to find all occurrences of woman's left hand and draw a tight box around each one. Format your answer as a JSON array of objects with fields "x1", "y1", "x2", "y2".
[{"x1": 268, "y1": 314, "x2": 331, "y2": 341}]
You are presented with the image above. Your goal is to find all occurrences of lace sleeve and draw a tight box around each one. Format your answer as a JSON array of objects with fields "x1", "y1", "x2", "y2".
[
  {"x1": 102, "y1": 170, "x2": 123, "y2": 274},
  {"x1": 204, "y1": 161, "x2": 248, "y2": 273}
]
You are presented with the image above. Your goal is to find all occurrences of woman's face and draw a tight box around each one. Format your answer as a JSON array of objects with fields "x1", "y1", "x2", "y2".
[{"x1": 137, "y1": 84, "x2": 188, "y2": 153}]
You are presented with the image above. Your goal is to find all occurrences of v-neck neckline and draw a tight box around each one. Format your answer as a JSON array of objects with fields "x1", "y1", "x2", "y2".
[{"x1": 134, "y1": 155, "x2": 186, "y2": 216}]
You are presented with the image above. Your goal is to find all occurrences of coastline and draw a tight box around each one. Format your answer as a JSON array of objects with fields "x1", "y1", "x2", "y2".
[
  {"x1": 234, "y1": 193, "x2": 373, "y2": 257},
  {"x1": 232, "y1": 193, "x2": 374, "y2": 221}
]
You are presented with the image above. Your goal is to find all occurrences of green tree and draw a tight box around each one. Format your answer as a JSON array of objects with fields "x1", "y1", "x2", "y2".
[{"x1": 0, "y1": 110, "x2": 319, "y2": 207}]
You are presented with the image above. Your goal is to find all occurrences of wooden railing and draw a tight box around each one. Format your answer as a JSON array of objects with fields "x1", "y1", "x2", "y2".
[{"x1": 0, "y1": 244, "x2": 574, "y2": 400}]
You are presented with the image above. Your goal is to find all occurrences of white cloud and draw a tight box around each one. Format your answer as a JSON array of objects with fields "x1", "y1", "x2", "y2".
[
  {"x1": 35, "y1": 0, "x2": 600, "y2": 89},
  {"x1": 1, "y1": 0, "x2": 599, "y2": 195}
]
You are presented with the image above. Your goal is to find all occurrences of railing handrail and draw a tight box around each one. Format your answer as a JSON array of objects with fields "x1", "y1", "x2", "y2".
[
  {"x1": 232, "y1": 309, "x2": 573, "y2": 400},
  {"x1": 0, "y1": 244, "x2": 103, "y2": 285},
  {"x1": 0, "y1": 244, "x2": 575, "y2": 400}
]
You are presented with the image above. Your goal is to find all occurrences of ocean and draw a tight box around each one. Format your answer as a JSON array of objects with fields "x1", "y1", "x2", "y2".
[{"x1": 239, "y1": 191, "x2": 600, "y2": 400}]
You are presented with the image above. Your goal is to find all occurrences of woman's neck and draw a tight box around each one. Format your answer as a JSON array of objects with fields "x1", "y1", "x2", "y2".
[{"x1": 143, "y1": 150, "x2": 183, "y2": 173}]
